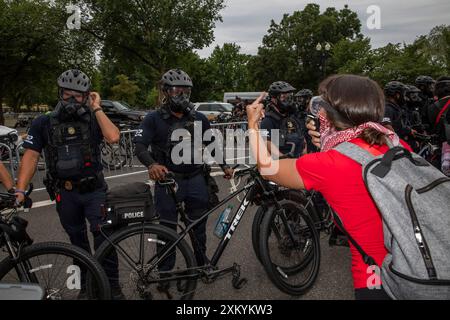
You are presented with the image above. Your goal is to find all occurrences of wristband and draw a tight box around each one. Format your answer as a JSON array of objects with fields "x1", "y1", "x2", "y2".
[
  {"x1": 93, "y1": 108, "x2": 103, "y2": 115},
  {"x1": 15, "y1": 189, "x2": 26, "y2": 195}
]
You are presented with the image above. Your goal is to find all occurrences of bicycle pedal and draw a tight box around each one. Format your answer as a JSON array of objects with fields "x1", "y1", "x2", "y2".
[{"x1": 232, "y1": 277, "x2": 248, "y2": 290}]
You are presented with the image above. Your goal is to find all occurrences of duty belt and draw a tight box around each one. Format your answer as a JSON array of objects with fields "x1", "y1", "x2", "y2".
[{"x1": 57, "y1": 175, "x2": 105, "y2": 192}]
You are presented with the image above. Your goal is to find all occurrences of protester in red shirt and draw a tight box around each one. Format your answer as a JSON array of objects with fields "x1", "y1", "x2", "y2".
[{"x1": 247, "y1": 74, "x2": 410, "y2": 300}]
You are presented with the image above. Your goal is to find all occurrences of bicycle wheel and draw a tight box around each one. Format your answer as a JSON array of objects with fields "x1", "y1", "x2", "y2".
[
  {"x1": 251, "y1": 206, "x2": 265, "y2": 263},
  {"x1": 0, "y1": 242, "x2": 111, "y2": 300},
  {"x1": 259, "y1": 200, "x2": 320, "y2": 296},
  {"x1": 93, "y1": 223, "x2": 198, "y2": 300}
]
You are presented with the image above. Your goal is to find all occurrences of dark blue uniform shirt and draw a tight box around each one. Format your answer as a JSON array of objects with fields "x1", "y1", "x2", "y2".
[{"x1": 133, "y1": 109, "x2": 212, "y2": 173}]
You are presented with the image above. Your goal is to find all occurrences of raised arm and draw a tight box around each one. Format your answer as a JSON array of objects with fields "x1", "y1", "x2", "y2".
[{"x1": 247, "y1": 93, "x2": 304, "y2": 190}]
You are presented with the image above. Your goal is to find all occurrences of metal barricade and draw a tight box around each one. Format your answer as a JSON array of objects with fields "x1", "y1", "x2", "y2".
[
  {"x1": 0, "y1": 142, "x2": 21, "y2": 182},
  {"x1": 1, "y1": 123, "x2": 250, "y2": 191},
  {"x1": 100, "y1": 129, "x2": 144, "y2": 178}
]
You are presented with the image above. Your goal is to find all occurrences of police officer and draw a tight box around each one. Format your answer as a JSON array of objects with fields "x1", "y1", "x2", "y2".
[
  {"x1": 232, "y1": 96, "x2": 246, "y2": 121},
  {"x1": 428, "y1": 76, "x2": 450, "y2": 143},
  {"x1": 295, "y1": 89, "x2": 313, "y2": 118},
  {"x1": 261, "y1": 81, "x2": 305, "y2": 157},
  {"x1": 416, "y1": 75, "x2": 436, "y2": 127},
  {"x1": 15, "y1": 69, "x2": 121, "y2": 296},
  {"x1": 134, "y1": 69, "x2": 234, "y2": 271},
  {"x1": 404, "y1": 85, "x2": 424, "y2": 131},
  {"x1": 382, "y1": 81, "x2": 417, "y2": 141},
  {"x1": 294, "y1": 89, "x2": 314, "y2": 153}
]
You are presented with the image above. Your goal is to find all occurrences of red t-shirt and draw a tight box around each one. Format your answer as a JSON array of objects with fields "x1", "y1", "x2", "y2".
[{"x1": 295, "y1": 138, "x2": 411, "y2": 289}]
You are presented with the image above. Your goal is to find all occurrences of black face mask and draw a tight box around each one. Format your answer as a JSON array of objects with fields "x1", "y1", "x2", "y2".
[
  {"x1": 277, "y1": 97, "x2": 296, "y2": 114},
  {"x1": 57, "y1": 97, "x2": 89, "y2": 121},
  {"x1": 168, "y1": 94, "x2": 194, "y2": 115}
]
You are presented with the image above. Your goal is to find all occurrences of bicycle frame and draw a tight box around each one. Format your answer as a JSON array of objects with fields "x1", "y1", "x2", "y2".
[
  {"x1": 98, "y1": 167, "x2": 305, "y2": 288},
  {"x1": 146, "y1": 178, "x2": 256, "y2": 274}
]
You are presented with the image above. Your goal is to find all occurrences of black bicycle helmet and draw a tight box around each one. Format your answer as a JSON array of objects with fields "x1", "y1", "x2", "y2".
[
  {"x1": 384, "y1": 81, "x2": 406, "y2": 97},
  {"x1": 161, "y1": 69, "x2": 193, "y2": 88},
  {"x1": 405, "y1": 85, "x2": 421, "y2": 94},
  {"x1": 268, "y1": 81, "x2": 296, "y2": 96},
  {"x1": 415, "y1": 75, "x2": 435, "y2": 86},
  {"x1": 295, "y1": 89, "x2": 313, "y2": 98},
  {"x1": 57, "y1": 69, "x2": 91, "y2": 93}
]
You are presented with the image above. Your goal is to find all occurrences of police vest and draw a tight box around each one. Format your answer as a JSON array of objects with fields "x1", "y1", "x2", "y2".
[
  {"x1": 265, "y1": 110, "x2": 304, "y2": 147},
  {"x1": 151, "y1": 109, "x2": 203, "y2": 167},
  {"x1": 44, "y1": 113, "x2": 100, "y2": 181}
]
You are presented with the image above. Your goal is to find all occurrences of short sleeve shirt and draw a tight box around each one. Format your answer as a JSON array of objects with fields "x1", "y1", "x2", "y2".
[
  {"x1": 22, "y1": 114, "x2": 104, "y2": 173},
  {"x1": 295, "y1": 138, "x2": 412, "y2": 289}
]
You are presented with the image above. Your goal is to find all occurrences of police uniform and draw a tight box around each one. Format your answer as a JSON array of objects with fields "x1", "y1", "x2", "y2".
[
  {"x1": 261, "y1": 110, "x2": 305, "y2": 157},
  {"x1": 428, "y1": 96, "x2": 450, "y2": 143},
  {"x1": 383, "y1": 101, "x2": 412, "y2": 140},
  {"x1": 23, "y1": 112, "x2": 107, "y2": 252},
  {"x1": 134, "y1": 107, "x2": 214, "y2": 268}
]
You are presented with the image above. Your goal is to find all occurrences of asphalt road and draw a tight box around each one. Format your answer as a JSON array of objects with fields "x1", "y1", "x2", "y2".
[{"x1": 11, "y1": 168, "x2": 355, "y2": 300}]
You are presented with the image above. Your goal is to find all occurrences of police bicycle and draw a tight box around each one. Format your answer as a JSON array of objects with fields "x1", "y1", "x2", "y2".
[
  {"x1": 415, "y1": 133, "x2": 441, "y2": 170},
  {"x1": 0, "y1": 186, "x2": 111, "y2": 300},
  {"x1": 92, "y1": 164, "x2": 320, "y2": 300}
]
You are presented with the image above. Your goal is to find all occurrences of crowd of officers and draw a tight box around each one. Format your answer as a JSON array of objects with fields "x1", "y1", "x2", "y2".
[
  {"x1": 231, "y1": 75, "x2": 450, "y2": 166},
  {"x1": 0, "y1": 68, "x2": 449, "y2": 299}
]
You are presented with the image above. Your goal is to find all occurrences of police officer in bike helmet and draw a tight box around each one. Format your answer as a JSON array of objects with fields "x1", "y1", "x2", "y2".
[
  {"x1": 428, "y1": 76, "x2": 450, "y2": 144},
  {"x1": 415, "y1": 75, "x2": 436, "y2": 126},
  {"x1": 382, "y1": 81, "x2": 417, "y2": 142},
  {"x1": 295, "y1": 89, "x2": 313, "y2": 115},
  {"x1": 261, "y1": 81, "x2": 305, "y2": 157},
  {"x1": 15, "y1": 69, "x2": 122, "y2": 298},
  {"x1": 404, "y1": 85, "x2": 424, "y2": 131},
  {"x1": 133, "y1": 69, "x2": 234, "y2": 273}
]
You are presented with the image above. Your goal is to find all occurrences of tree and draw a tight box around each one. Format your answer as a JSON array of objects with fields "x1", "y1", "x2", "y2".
[
  {"x1": 247, "y1": 4, "x2": 363, "y2": 91},
  {"x1": 110, "y1": 74, "x2": 140, "y2": 105},
  {"x1": 70, "y1": 0, "x2": 226, "y2": 107},
  {"x1": 0, "y1": 0, "x2": 97, "y2": 123},
  {"x1": 206, "y1": 43, "x2": 251, "y2": 99}
]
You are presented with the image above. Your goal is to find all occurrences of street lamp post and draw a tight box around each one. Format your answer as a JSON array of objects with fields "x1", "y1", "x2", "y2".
[{"x1": 316, "y1": 42, "x2": 331, "y2": 79}]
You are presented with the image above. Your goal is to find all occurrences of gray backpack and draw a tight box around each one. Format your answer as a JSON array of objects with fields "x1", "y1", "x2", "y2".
[{"x1": 334, "y1": 142, "x2": 450, "y2": 300}]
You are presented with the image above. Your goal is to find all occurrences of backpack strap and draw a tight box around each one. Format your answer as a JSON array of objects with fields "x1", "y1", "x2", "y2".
[
  {"x1": 332, "y1": 211, "x2": 378, "y2": 266},
  {"x1": 333, "y1": 142, "x2": 377, "y2": 167},
  {"x1": 435, "y1": 99, "x2": 450, "y2": 127}
]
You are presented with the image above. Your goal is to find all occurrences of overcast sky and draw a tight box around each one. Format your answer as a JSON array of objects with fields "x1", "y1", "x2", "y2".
[{"x1": 196, "y1": 0, "x2": 450, "y2": 58}]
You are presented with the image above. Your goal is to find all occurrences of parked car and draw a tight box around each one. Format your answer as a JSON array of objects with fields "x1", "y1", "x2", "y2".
[
  {"x1": 193, "y1": 102, "x2": 233, "y2": 122},
  {"x1": 100, "y1": 100, "x2": 147, "y2": 127}
]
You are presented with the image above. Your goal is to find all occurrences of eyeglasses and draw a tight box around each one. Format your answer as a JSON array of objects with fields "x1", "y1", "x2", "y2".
[{"x1": 166, "y1": 86, "x2": 192, "y2": 98}]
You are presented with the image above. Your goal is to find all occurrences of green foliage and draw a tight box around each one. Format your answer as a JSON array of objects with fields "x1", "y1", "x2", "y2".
[
  {"x1": 247, "y1": 3, "x2": 363, "y2": 91},
  {"x1": 206, "y1": 43, "x2": 252, "y2": 99},
  {"x1": 0, "y1": 0, "x2": 97, "y2": 122},
  {"x1": 110, "y1": 74, "x2": 140, "y2": 105}
]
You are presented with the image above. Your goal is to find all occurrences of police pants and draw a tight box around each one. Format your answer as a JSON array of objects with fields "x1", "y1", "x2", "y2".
[
  {"x1": 56, "y1": 187, "x2": 119, "y2": 288},
  {"x1": 154, "y1": 173, "x2": 209, "y2": 270}
]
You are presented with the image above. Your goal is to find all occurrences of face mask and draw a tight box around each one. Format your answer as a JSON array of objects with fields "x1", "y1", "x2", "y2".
[
  {"x1": 168, "y1": 94, "x2": 194, "y2": 114},
  {"x1": 318, "y1": 113, "x2": 334, "y2": 150},
  {"x1": 58, "y1": 97, "x2": 88, "y2": 121},
  {"x1": 277, "y1": 96, "x2": 295, "y2": 114}
]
